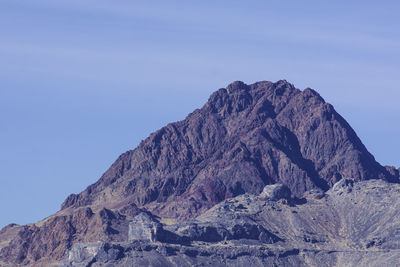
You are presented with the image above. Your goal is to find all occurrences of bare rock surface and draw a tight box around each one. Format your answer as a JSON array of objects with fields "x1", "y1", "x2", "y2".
[
  {"x1": 1, "y1": 80, "x2": 399, "y2": 266},
  {"x1": 58, "y1": 179, "x2": 400, "y2": 267},
  {"x1": 60, "y1": 80, "x2": 398, "y2": 221},
  {"x1": 259, "y1": 184, "x2": 291, "y2": 201}
]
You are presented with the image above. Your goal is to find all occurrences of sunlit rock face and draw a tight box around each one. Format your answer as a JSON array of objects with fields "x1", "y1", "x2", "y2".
[
  {"x1": 59, "y1": 179, "x2": 400, "y2": 267},
  {"x1": 1, "y1": 80, "x2": 399, "y2": 266},
  {"x1": 60, "y1": 80, "x2": 398, "y2": 220}
]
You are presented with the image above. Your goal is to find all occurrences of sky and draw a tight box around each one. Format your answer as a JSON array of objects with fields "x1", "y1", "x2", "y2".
[{"x1": 1, "y1": 0, "x2": 399, "y2": 228}]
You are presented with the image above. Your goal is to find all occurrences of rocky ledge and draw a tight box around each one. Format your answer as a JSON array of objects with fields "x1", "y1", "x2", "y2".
[{"x1": 59, "y1": 179, "x2": 400, "y2": 267}]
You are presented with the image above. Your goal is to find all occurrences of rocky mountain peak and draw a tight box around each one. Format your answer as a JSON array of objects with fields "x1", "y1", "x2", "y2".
[
  {"x1": 59, "y1": 80, "x2": 398, "y2": 217},
  {"x1": 1, "y1": 79, "x2": 399, "y2": 266},
  {"x1": 226, "y1": 80, "x2": 249, "y2": 93}
]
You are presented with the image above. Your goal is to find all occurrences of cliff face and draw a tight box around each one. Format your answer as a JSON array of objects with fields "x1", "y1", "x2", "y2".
[{"x1": 0, "y1": 80, "x2": 398, "y2": 266}]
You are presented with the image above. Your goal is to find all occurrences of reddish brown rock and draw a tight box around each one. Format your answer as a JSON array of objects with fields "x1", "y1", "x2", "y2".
[
  {"x1": 1, "y1": 80, "x2": 398, "y2": 266},
  {"x1": 61, "y1": 80, "x2": 398, "y2": 219}
]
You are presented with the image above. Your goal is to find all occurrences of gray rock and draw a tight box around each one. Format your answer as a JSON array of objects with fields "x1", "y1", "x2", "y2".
[
  {"x1": 259, "y1": 184, "x2": 291, "y2": 201},
  {"x1": 163, "y1": 221, "x2": 280, "y2": 244},
  {"x1": 60, "y1": 243, "x2": 102, "y2": 266},
  {"x1": 59, "y1": 179, "x2": 400, "y2": 267},
  {"x1": 128, "y1": 213, "x2": 161, "y2": 242},
  {"x1": 303, "y1": 188, "x2": 325, "y2": 199},
  {"x1": 332, "y1": 178, "x2": 354, "y2": 195}
]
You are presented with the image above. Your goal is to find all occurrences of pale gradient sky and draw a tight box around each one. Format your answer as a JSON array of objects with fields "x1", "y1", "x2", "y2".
[{"x1": 1, "y1": 0, "x2": 399, "y2": 228}]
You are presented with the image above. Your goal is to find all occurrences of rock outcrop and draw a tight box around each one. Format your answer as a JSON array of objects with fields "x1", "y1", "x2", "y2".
[
  {"x1": 259, "y1": 184, "x2": 291, "y2": 201},
  {"x1": 0, "y1": 80, "x2": 399, "y2": 266},
  {"x1": 59, "y1": 179, "x2": 400, "y2": 267}
]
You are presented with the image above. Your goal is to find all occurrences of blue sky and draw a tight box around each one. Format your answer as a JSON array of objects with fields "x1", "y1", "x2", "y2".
[{"x1": 1, "y1": 1, "x2": 399, "y2": 228}]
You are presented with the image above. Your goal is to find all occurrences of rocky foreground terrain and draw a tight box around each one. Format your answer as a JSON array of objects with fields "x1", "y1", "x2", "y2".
[
  {"x1": 0, "y1": 80, "x2": 399, "y2": 266},
  {"x1": 59, "y1": 179, "x2": 400, "y2": 266}
]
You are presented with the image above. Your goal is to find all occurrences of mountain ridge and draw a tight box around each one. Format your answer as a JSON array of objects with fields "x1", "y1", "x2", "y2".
[
  {"x1": 61, "y1": 80, "x2": 398, "y2": 219},
  {"x1": 0, "y1": 79, "x2": 399, "y2": 266}
]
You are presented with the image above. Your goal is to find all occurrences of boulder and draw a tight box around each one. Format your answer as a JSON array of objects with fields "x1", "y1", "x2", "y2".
[
  {"x1": 128, "y1": 213, "x2": 162, "y2": 242},
  {"x1": 332, "y1": 178, "x2": 354, "y2": 195},
  {"x1": 259, "y1": 184, "x2": 291, "y2": 201},
  {"x1": 303, "y1": 188, "x2": 325, "y2": 199}
]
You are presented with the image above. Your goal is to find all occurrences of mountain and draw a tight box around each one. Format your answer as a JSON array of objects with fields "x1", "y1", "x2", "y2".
[
  {"x1": 60, "y1": 80, "x2": 398, "y2": 219},
  {"x1": 0, "y1": 80, "x2": 399, "y2": 266}
]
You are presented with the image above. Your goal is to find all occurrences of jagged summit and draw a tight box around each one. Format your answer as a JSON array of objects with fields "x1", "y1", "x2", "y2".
[
  {"x1": 61, "y1": 80, "x2": 398, "y2": 220},
  {"x1": 1, "y1": 80, "x2": 399, "y2": 266}
]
